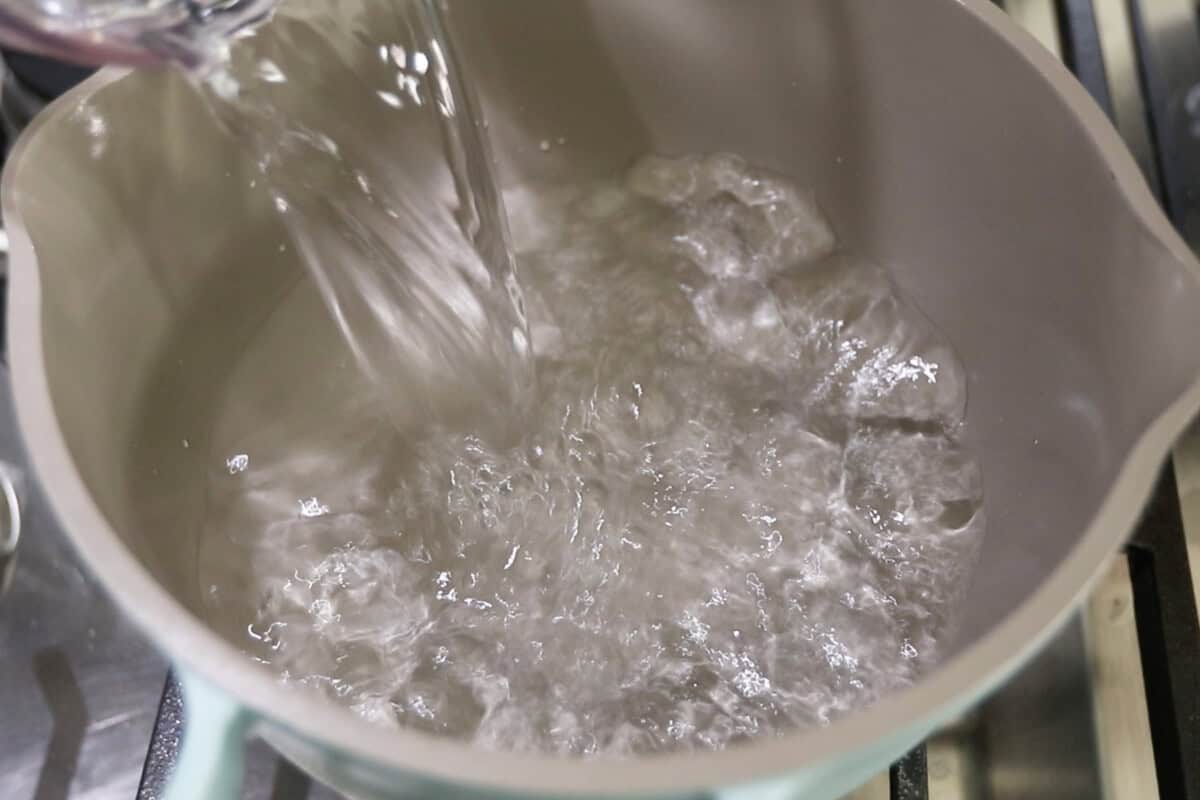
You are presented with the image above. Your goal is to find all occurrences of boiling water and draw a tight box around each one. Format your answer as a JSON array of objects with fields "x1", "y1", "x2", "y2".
[
  {"x1": 197, "y1": 143, "x2": 986, "y2": 751},
  {"x1": 150, "y1": 0, "x2": 990, "y2": 756}
]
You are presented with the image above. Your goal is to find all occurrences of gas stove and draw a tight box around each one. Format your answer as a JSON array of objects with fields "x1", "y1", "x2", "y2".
[{"x1": 1, "y1": 1, "x2": 1198, "y2": 798}]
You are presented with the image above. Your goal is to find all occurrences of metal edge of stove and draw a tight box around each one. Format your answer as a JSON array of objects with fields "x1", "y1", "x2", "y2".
[
  {"x1": 1127, "y1": 0, "x2": 1200, "y2": 244},
  {"x1": 1117, "y1": 0, "x2": 1200, "y2": 797},
  {"x1": 1062, "y1": 3, "x2": 1199, "y2": 799}
]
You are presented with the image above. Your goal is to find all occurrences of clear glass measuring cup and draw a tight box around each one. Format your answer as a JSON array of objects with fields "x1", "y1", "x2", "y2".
[{"x1": 0, "y1": 0, "x2": 275, "y2": 68}]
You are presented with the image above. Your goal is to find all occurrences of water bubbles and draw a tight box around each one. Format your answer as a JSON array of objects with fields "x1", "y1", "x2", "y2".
[
  {"x1": 667, "y1": 719, "x2": 694, "y2": 739},
  {"x1": 199, "y1": 154, "x2": 984, "y2": 756},
  {"x1": 297, "y1": 497, "x2": 330, "y2": 518},
  {"x1": 733, "y1": 666, "x2": 771, "y2": 698},
  {"x1": 226, "y1": 453, "x2": 250, "y2": 474},
  {"x1": 681, "y1": 612, "x2": 710, "y2": 645},
  {"x1": 629, "y1": 153, "x2": 836, "y2": 280},
  {"x1": 247, "y1": 621, "x2": 286, "y2": 650}
]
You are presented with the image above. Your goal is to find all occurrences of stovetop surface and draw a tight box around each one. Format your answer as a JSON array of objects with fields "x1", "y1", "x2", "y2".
[
  {"x1": 2, "y1": 1, "x2": 1199, "y2": 798},
  {"x1": 0, "y1": 367, "x2": 166, "y2": 800}
]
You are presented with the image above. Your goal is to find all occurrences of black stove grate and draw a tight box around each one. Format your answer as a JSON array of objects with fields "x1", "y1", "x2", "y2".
[{"x1": 1129, "y1": 468, "x2": 1200, "y2": 799}]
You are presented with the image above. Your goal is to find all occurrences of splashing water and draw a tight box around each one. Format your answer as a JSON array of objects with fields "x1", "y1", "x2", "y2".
[
  {"x1": 194, "y1": 0, "x2": 532, "y2": 441},
  {"x1": 0, "y1": 0, "x2": 276, "y2": 68},
  {"x1": 197, "y1": 141, "x2": 987, "y2": 754}
]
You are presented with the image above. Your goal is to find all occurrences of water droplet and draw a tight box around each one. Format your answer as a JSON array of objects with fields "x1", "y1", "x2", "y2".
[
  {"x1": 298, "y1": 497, "x2": 330, "y2": 518},
  {"x1": 377, "y1": 90, "x2": 404, "y2": 109},
  {"x1": 256, "y1": 59, "x2": 286, "y2": 83},
  {"x1": 512, "y1": 327, "x2": 529, "y2": 356}
]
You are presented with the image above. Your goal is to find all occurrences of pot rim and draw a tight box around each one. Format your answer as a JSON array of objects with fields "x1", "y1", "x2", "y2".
[{"x1": 5, "y1": 0, "x2": 1199, "y2": 794}]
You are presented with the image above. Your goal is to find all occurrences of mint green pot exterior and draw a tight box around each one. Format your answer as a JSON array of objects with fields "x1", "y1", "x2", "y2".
[{"x1": 163, "y1": 643, "x2": 1043, "y2": 800}]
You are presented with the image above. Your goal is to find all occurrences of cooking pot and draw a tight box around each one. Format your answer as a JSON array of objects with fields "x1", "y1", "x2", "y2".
[{"x1": 5, "y1": 0, "x2": 1200, "y2": 798}]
